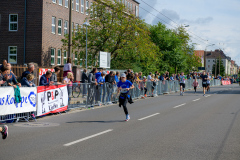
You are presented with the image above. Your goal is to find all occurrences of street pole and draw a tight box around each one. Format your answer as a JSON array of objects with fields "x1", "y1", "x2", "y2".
[
  {"x1": 219, "y1": 56, "x2": 220, "y2": 76},
  {"x1": 68, "y1": 0, "x2": 72, "y2": 63},
  {"x1": 86, "y1": 24, "x2": 88, "y2": 70},
  {"x1": 215, "y1": 58, "x2": 217, "y2": 77},
  {"x1": 83, "y1": 20, "x2": 90, "y2": 70}
]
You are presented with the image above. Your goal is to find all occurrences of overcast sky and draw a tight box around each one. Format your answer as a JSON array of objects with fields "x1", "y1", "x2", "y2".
[{"x1": 139, "y1": 0, "x2": 240, "y2": 65}]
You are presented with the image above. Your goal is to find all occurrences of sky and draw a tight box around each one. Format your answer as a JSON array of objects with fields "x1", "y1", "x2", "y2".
[{"x1": 138, "y1": 0, "x2": 240, "y2": 65}]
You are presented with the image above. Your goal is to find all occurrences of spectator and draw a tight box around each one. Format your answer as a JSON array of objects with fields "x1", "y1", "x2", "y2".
[
  {"x1": 88, "y1": 68, "x2": 98, "y2": 108},
  {"x1": 165, "y1": 71, "x2": 169, "y2": 81},
  {"x1": 95, "y1": 69, "x2": 103, "y2": 80},
  {"x1": 63, "y1": 72, "x2": 74, "y2": 102},
  {"x1": 155, "y1": 71, "x2": 159, "y2": 78},
  {"x1": 134, "y1": 72, "x2": 140, "y2": 84},
  {"x1": 159, "y1": 74, "x2": 165, "y2": 81},
  {"x1": 0, "y1": 67, "x2": 10, "y2": 86},
  {"x1": 63, "y1": 58, "x2": 72, "y2": 77},
  {"x1": 105, "y1": 71, "x2": 116, "y2": 104},
  {"x1": 147, "y1": 72, "x2": 152, "y2": 82},
  {"x1": 151, "y1": 75, "x2": 157, "y2": 97},
  {"x1": 50, "y1": 66, "x2": 61, "y2": 85},
  {"x1": 97, "y1": 71, "x2": 106, "y2": 105},
  {"x1": 127, "y1": 69, "x2": 133, "y2": 81},
  {"x1": 39, "y1": 71, "x2": 54, "y2": 86},
  {"x1": 81, "y1": 69, "x2": 88, "y2": 83},
  {"x1": 5, "y1": 64, "x2": 21, "y2": 87},
  {"x1": 170, "y1": 74, "x2": 174, "y2": 81},
  {"x1": 176, "y1": 73, "x2": 180, "y2": 80},
  {"x1": 22, "y1": 63, "x2": 35, "y2": 79},
  {"x1": 21, "y1": 74, "x2": 36, "y2": 87},
  {"x1": 0, "y1": 59, "x2": 7, "y2": 71},
  {"x1": 141, "y1": 76, "x2": 147, "y2": 97},
  {"x1": 115, "y1": 71, "x2": 120, "y2": 83},
  {"x1": 138, "y1": 72, "x2": 143, "y2": 80}
]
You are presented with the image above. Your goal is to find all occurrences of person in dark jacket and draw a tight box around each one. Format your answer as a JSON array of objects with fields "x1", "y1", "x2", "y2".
[
  {"x1": 81, "y1": 68, "x2": 88, "y2": 97},
  {"x1": 39, "y1": 71, "x2": 54, "y2": 86},
  {"x1": 87, "y1": 68, "x2": 98, "y2": 108},
  {"x1": 50, "y1": 66, "x2": 61, "y2": 85},
  {"x1": 21, "y1": 74, "x2": 36, "y2": 87},
  {"x1": 105, "y1": 71, "x2": 116, "y2": 104}
]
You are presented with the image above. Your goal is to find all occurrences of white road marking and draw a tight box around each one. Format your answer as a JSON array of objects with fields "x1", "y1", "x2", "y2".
[
  {"x1": 173, "y1": 103, "x2": 186, "y2": 109},
  {"x1": 64, "y1": 129, "x2": 113, "y2": 146},
  {"x1": 205, "y1": 95, "x2": 211, "y2": 97},
  {"x1": 138, "y1": 113, "x2": 160, "y2": 121},
  {"x1": 193, "y1": 98, "x2": 200, "y2": 102}
]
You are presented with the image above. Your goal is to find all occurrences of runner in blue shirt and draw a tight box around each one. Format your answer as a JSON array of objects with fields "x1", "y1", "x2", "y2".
[{"x1": 117, "y1": 73, "x2": 134, "y2": 121}]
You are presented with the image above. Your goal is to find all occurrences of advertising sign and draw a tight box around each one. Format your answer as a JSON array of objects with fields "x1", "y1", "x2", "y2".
[{"x1": 100, "y1": 51, "x2": 111, "y2": 68}]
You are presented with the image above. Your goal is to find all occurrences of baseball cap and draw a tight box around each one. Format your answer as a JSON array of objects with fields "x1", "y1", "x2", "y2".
[
  {"x1": 143, "y1": 76, "x2": 146, "y2": 79},
  {"x1": 102, "y1": 71, "x2": 106, "y2": 75},
  {"x1": 121, "y1": 73, "x2": 126, "y2": 77}
]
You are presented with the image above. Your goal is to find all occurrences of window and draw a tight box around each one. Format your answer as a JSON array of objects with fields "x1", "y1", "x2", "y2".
[
  {"x1": 52, "y1": 17, "x2": 56, "y2": 34},
  {"x1": 57, "y1": 49, "x2": 61, "y2": 65},
  {"x1": 72, "y1": 0, "x2": 74, "y2": 10},
  {"x1": 52, "y1": 0, "x2": 56, "y2": 3},
  {"x1": 128, "y1": 2, "x2": 130, "y2": 9},
  {"x1": 59, "y1": 0, "x2": 63, "y2": 5},
  {"x1": 81, "y1": 0, "x2": 84, "y2": 13},
  {"x1": 64, "y1": 20, "x2": 68, "y2": 35},
  {"x1": 125, "y1": 0, "x2": 127, "y2": 7},
  {"x1": 65, "y1": 0, "x2": 68, "y2": 8},
  {"x1": 58, "y1": 19, "x2": 62, "y2": 35},
  {"x1": 135, "y1": 6, "x2": 138, "y2": 17},
  {"x1": 8, "y1": 46, "x2": 17, "y2": 64},
  {"x1": 75, "y1": 23, "x2": 79, "y2": 36},
  {"x1": 130, "y1": 3, "x2": 133, "y2": 12},
  {"x1": 122, "y1": 0, "x2": 125, "y2": 5},
  {"x1": 72, "y1": 22, "x2": 74, "y2": 33},
  {"x1": 51, "y1": 48, "x2": 55, "y2": 65},
  {"x1": 63, "y1": 51, "x2": 67, "y2": 64},
  {"x1": 76, "y1": 0, "x2": 79, "y2": 11},
  {"x1": 213, "y1": 60, "x2": 215, "y2": 62},
  {"x1": 208, "y1": 60, "x2": 210, "y2": 62},
  {"x1": 86, "y1": 1, "x2": 89, "y2": 15},
  {"x1": 9, "y1": 14, "x2": 18, "y2": 31},
  {"x1": 75, "y1": 54, "x2": 78, "y2": 65}
]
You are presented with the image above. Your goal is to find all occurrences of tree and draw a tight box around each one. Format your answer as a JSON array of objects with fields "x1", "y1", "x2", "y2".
[
  {"x1": 212, "y1": 57, "x2": 225, "y2": 76},
  {"x1": 62, "y1": 0, "x2": 158, "y2": 72}
]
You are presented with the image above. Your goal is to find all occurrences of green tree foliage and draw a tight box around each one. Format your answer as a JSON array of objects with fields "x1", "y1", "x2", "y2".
[
  {"x1": 62, "y1": 0, "x2": 158, "y2": 74},
  {"x1": 212, "y1": 57, "x2": 225, "y2": 76}
]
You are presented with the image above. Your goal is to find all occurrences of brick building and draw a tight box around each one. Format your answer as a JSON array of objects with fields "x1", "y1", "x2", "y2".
[{"x1": 0, "y1": 0, "x2": 139, "y2": 67}]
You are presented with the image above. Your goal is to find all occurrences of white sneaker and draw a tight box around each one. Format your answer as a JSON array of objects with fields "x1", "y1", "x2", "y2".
[{"x1": 125, "y1": 114, "x2": 130, "y2": 121}]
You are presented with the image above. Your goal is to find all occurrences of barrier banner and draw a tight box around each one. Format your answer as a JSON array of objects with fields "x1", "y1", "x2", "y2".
[
  {"x1": 37, "y1": 85, "x2": 68, "y2": 116},
  {"x1": 222, "y1": 80, "x2": 231, "y2": 85},
  {"x1": 0, "y1": 87, "x2": 37, "y2": 116}
]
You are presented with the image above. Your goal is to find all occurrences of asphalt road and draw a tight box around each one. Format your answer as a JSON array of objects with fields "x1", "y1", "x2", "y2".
[{"x1": 1, "y1": 84, "x2": 240, "y2": 160}]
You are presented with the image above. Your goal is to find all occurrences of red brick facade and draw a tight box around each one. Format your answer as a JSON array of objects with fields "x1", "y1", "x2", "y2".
[{"x1": 0, "y1": 0, "x2": 139, "y2": 67}]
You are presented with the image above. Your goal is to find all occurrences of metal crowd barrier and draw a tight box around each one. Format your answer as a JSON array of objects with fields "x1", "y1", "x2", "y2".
[
  {"x1": 68, "y1": 79, "x2": 221, "y2": 109},
  {"x1": 0, "y1": 112, "x2": 37, "y2": 123}
]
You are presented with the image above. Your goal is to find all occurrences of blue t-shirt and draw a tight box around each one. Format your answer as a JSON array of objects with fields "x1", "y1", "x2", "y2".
[
  {"x1": 97, "y1": 76, "x2": 105, "y2": 86},
  {"x1": 95, "y1": 72, "x2": 101, "y2": 80},
  {"x1": 115, "y1": 75, "x2": 119, "y2": 83},
  {"x1": 117, "y1": 80, "x2": 132, "y2": 93}
]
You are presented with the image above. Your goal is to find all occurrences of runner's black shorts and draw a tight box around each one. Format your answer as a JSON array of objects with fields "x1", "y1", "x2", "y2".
[
  {"x1": 180, "y1": 83, "x2": 185, "y2": 89},
  {"x1": 207, "y1": 83, "x2": 210, "y2": 87},
  {"x1": 202, "y1": 83, "x2": 207, "y2": 88}
]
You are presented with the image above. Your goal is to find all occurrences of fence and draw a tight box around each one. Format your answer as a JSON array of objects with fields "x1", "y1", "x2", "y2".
[{"x1": 68, "y1": 79, "x2": 221, "y2": 109}]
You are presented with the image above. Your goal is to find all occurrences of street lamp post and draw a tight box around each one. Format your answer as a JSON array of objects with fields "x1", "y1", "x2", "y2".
[{"x1": 83, "y1": 20, "x2": 90, "y2": 70}]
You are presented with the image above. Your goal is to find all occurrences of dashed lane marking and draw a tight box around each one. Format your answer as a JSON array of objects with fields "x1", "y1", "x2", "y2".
[
  {"x1": 173, "y1": 103, "x2": 186, "y2": 109},
  {"x1": 64, "y1": 129, "x2": 113, "y2": 146},
  {"x1": 138, "y1": 113, "x2": 160, "y2": 121},
  {"x1": 193, "y1": 98, "x2": 200, "y2": 102}
]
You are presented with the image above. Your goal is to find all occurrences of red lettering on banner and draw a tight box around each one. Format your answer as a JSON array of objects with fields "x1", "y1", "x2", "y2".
[{"x1": 51, "y1": 91, "x2": 54, "y2": 100}]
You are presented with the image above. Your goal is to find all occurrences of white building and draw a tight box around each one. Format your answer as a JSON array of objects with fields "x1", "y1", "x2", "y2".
[{"x1": 205, "y1": 50, "x2": 232, "y2": 76}]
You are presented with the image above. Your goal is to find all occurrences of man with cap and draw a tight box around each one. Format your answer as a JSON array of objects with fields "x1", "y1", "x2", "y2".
[{"x1": 117, "y1": 73, "x2": 134, "y2": 121}]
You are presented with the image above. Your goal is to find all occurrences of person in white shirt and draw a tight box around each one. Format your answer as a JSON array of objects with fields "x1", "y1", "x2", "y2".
[{"x1": 179, "y1": 72, "x2": 186, "y2": 96}]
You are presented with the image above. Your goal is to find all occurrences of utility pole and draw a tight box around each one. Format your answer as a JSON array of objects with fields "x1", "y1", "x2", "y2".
[
  {"x1": 68, "y1": 0, "x2": 72, "y2": 64},
  {"x1": 219, "y1": 56, "x2": 220, "y2": 75},
  {"x1": 215, "y1": 58, "x2": 217, "y2": 77}
]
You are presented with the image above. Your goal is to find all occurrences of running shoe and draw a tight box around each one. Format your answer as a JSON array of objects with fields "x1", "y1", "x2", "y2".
[
  {"x1": 31, "y1": 113, "x2": 36, "y2": 120},
  {"x1": 203, "y1": 94, "x2": 205, "y2": 96},
  {"x1": 125, "y1": 114, "x2": 130, "y2": 121},
  {"x1": 2, "y1": 125, "x2": 8, "y2": 140},
  {"x1": 144, "y1": 94, "x2": 147, "y2": 97}
]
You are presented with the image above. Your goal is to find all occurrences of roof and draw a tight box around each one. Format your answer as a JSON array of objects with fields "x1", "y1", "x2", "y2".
[
  {"x1": 132, "y1": 0, "x2": 140, "y2": 4},
  {"x1": 205, "y1": 49, "x2": 227, "y2": 59}
]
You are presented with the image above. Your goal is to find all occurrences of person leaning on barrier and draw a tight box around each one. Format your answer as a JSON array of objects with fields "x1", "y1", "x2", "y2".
[
  {"x1": 0, "y1": 59, "x2": 7, "y2": 71},
  {"x1": 39, "y1": 71, "x2": 54, "y2": 86},
  {"x1": 97, "y1": 71, "x2": 106, "y2": 105},
  {"x1": 63, "y1": 72, "x2": 74, "y2": 102},
  {"x1": 105, "y1": 71, "x2": 116, "y2": 104},
  {"x1": 2, "y1": 65, "x2": 21, "y2": 87},
  {"x1": 50, "y1": 66, "x2": 61, "y2": 85},
  {"x1": 21, "y1": 74, "x2": 36, "y2": 87},
  {"x1": 22, "y1": 63, "x2": 35, "y2": 79},
  {"x1": 88, "y1": 68, "x2": 98, "y2": 85},
  {"x1": 81, "y1": 68, "x2": 88, "y2": 83}
]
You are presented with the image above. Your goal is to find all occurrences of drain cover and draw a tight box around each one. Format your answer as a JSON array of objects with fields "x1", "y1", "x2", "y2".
[{"x1": 14, "y1": 122, "x2": 60, "y2": 127}]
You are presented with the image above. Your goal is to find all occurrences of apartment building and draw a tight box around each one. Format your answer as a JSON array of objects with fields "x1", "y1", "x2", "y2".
[{"x1": 0, "y1": 0, "x2": 139, "y2": 67}]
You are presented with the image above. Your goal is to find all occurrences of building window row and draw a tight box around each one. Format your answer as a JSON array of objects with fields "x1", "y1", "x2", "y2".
[
  {"x1": 52, "y1": 0, "x2": 90, "y2": 14},
  {"x1": 9, "y1": 14, "x2": 18, "y2": 31},
  {"x1": 51, "y1": 49, "x2": 68, "y2": 65}
]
